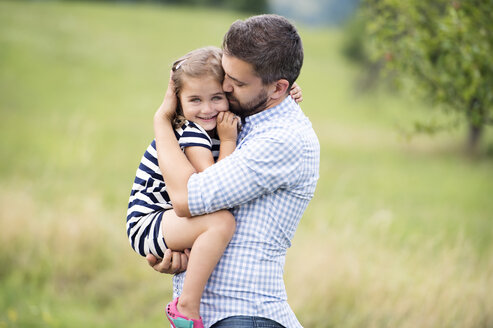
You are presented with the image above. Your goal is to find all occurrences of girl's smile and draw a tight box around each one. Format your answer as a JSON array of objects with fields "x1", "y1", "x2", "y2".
[{"x1": 179, "y1": 76, "x2": 229, "y2": 132}]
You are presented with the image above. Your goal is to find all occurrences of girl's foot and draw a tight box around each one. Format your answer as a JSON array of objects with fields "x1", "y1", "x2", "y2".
[{"x1": 165, "y1": 297, "x2": 204, "y2": 328}]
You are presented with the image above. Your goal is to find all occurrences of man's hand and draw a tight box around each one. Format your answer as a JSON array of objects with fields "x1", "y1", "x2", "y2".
[
  {"x1": 146, "y1": 249, "x2": 190, "y2": 274},
  {"x1": 155, "y1": 72, "x2": 178, "y2": 122},
  {"x1": 290, "y1": 82, "x2": 303, "y2": 103}
]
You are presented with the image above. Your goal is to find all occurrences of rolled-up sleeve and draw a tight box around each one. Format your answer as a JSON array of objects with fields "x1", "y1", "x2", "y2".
[{"x1": 187, "y1": 131, "x2": 303, "y2": 216}]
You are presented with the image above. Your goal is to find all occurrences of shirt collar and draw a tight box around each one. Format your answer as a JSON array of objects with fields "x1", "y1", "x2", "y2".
[{"x1": 243, "y1": 96, "x2": 295, "y2": 127}]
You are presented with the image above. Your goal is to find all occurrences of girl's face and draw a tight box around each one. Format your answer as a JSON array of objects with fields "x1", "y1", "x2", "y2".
[{"x1": 179, "y1": 75, "x2": 229, "y2": 131}]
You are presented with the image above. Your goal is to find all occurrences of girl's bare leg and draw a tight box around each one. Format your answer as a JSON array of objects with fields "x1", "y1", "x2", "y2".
[{"x1": 162, "y1": 209, "x2": 235, "y2": 319}]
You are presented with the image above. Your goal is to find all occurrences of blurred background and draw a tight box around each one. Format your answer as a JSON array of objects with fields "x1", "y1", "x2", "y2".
[{"x1": 1, "y1": 0, "x2": 492, "y2": 327}]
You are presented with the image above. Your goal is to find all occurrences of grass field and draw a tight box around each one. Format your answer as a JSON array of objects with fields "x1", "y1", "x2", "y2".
[{"x1": 1, "y1": 1, "x2": 492, "y2": 327}]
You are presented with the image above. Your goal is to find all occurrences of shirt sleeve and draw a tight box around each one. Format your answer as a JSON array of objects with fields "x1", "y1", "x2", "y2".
[
  {"x1": 178, "y1": 122, "x2": 212, "y2": 150},
  {"x1": 187, "y1": 129, "x2": 303, "y2": 215}
]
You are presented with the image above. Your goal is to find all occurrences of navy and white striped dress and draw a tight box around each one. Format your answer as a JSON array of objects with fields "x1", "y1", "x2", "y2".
[{"x1": 126, "y1": 121, "x2": 220, "y2": 258}]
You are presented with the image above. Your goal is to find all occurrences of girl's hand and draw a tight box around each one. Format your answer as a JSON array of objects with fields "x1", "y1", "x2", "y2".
[
  {"x1": 290, "y1": 82, "x2": 303, "y2": 103},
  {"x1": 216, "y1": 111, "x2": 238, "y2": 142},
  {"x1": 155, "y1": 72, "x2": 178, "y2": 122}
]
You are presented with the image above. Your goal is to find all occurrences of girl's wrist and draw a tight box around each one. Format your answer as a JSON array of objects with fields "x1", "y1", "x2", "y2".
[
  {"x1": 219, "y1": 137, "x2": 237, "y2": 144},
  {"x1": 155, "y1": 103, "x2": 174, "y2": 122}
]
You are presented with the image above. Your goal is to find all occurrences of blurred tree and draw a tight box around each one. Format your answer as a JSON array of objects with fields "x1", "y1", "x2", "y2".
[
  {"x1": 270, "y1": 0, "x2": 360, "y2": 26},
  {"x1": 227, "y1": 0, "x2": 266, "y2": 14},
  {"x1": 362, "y1": 0, "x2": 493, "y2": 151},
  {"x1": 114, "y1": 0, "x2": 267, "y2": 14},
  {"x1": 342, "y1": 14, "x2": 386, "y2": 92}
]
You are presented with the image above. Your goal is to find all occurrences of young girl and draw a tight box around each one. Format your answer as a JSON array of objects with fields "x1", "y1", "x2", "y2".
[
  {"x1": 127, "y1": 46, "x2": 302, "y2": 327},
  {"x1": 127, "y1": 46, "x2": 237, "y2": 328}
]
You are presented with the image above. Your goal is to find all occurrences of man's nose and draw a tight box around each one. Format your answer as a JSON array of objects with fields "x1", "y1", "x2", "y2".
[{"x1": 222, "y1": 78, "x2": 233, "y2": 92}]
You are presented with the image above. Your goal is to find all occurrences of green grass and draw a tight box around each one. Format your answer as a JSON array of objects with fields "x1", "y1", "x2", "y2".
[{"x1": 1, "y1": 1, "x2": 492, "y2": 327}]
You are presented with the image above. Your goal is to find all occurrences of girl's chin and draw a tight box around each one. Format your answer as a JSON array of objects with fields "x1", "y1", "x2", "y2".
[{"x1": 198, "y1": 121, "x2": 216, "y2": 130}]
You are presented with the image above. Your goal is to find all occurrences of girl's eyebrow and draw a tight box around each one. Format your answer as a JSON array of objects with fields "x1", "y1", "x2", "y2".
[{"x1": 186, "y1": 91, "x2": 224, "y2": 99}]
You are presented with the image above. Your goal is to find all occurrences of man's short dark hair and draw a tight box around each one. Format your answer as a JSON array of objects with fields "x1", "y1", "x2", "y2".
[{"x1": 222, "y1": 14, "x2": 303, "y2": 88}]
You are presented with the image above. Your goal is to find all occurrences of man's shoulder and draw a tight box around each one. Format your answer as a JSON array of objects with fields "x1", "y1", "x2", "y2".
[
  {"x1": 252, "y1": 120, "x2": 297, "y2": 143},
  {"x1": 256, "y1": 108, "x2": 312, "y2": 139}
]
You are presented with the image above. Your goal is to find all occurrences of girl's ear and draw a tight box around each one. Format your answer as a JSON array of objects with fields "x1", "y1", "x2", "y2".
[{"x1": 270, "y1": 79, "x2": 290, "y2": 100}]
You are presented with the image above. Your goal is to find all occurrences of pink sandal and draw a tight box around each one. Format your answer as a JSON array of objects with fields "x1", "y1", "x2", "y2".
[{"x1": 165, "y1": 297, "x2": 204, "y2": 328}]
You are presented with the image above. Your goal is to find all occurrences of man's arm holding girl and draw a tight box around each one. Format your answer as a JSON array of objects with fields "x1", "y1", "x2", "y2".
[{"x1": 154, "y1": 77, "x2": 303, "y2": 217}]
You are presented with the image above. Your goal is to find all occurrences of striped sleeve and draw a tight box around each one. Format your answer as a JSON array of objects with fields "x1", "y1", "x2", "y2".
[{"x1": 178, "y1": 121, "x2": 212, "y2": 150}]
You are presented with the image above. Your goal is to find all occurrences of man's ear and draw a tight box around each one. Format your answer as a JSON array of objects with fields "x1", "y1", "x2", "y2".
[{"x1": 269, "y1": 79, "x2": 290, "y2": 100}]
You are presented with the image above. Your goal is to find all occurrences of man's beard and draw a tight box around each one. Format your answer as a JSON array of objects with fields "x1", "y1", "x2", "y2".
[{"x1": 226, "y1": 89, "x2": 269, "y2": 119}]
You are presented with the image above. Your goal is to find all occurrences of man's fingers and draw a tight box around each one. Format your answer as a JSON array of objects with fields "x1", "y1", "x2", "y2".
[
  {"x1": 180, "y1": 252, "x2": 189, "y2": 272},
  {"x1": 150, "y1": 249, "x2": 172, "y2": 273},
  {"x1": 171, "y1": 251, "x2": 182, "y2": 273},
  {"x1": 180, "y1": 249, "x2": 191, "y2": 272},
  {"x1": 146, "y1": 249, "x2": 190, "y2": 274},
  {"x1": 146, "y1": 254, "x2": 158, "y2": 266}
]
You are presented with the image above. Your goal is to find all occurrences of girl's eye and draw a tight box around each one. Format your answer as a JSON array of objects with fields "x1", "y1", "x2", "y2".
[
  {"x1": 190, "y1": 98, "x2": 201, "y2": 103},
  {"x1": 212, "y1": 95, "x2": 224, "y2": 101}
]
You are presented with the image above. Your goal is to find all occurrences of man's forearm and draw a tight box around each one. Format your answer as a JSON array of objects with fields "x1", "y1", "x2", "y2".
[{"x1": 153, "y1": 114, "x2": 194, "y2": 217}]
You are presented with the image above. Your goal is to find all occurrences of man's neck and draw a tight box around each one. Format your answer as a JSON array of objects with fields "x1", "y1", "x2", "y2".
[{"x1": 263, "y1": 94, "x2": 288, "y2": 112}]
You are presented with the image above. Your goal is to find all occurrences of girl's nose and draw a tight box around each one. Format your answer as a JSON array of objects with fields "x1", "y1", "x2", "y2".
[{"x1": 205, "y1": 101, "x2": 217, "y2": 114}]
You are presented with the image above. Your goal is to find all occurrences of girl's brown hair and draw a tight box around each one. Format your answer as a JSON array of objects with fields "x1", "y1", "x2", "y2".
[{"x1": 171, "y1": 46, "x2": 224, "y2": 128}]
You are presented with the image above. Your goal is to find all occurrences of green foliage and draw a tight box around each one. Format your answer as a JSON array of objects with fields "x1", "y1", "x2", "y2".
[
  {"x1": 362, "y1": 0, "x2": 493, "y2": 147},
  {"x1": 163, "y1": 0, "x2": 267, "y2": 13},
  {"x1": 83, "y1": 0, "x2": 268, "y2": 14},
  {"x1": 342, "y1": 14, "x2": 370, "y2": 64},
  {"x1": 342, "y1": 13, "x2": 389, "y2": 93},
  {"x1": 224, "y1": 0, "x2": 267, "y2": 14}
]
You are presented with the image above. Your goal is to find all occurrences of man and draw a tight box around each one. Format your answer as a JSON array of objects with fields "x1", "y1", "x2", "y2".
[{"x1": 150, "y1": 14, "x2": 320, "y2": 327}]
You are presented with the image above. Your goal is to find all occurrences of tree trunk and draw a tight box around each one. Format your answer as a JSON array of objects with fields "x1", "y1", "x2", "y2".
[
  {"x1": 466, "y1": 98, "x2": 484, "y2": 155},
  {"x1": 467, "y1": 122, "x2": 482, "y2": 154}
]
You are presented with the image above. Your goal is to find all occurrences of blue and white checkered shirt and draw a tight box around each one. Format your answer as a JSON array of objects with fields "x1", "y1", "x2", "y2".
[{"x1": 172, "y1": 96, "x2": 320, "y2": 328}]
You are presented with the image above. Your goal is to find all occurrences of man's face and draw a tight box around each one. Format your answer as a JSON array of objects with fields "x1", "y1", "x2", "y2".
[{"x1": 221, "y1": 54, "x2": 270, "y2": 119}]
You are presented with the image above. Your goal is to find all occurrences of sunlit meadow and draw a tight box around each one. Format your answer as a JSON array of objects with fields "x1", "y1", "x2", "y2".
[{"x1": 1, "y1": 1, "x2": 492, "y2": 327}]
